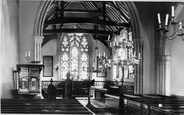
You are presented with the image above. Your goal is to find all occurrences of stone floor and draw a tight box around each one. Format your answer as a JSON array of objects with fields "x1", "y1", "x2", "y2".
[{"x1": 78, "y1": 99, "x2": 123, "y2": 115}]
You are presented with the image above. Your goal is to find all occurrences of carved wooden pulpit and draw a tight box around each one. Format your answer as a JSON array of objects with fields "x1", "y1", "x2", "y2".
[{"x1": 16, "y1": 64, "x2": 44, "y2": 99}]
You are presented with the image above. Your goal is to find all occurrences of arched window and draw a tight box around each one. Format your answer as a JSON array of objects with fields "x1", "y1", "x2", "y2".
[{"x1": 60, "y1": 33, "x2": 89, "y2": 81}]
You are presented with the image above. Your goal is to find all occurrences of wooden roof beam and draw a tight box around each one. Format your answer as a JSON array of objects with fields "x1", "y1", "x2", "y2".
[
  {"x1": 44, "y1": 17, "x2": 130, "y2": 27},
  {"x1": 43, "y1": 28, "x2": 118, "y2": 35}
]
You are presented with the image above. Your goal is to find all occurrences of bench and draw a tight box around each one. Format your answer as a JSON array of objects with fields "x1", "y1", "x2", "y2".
[{"x1": 1, "y1": 99, "x2": 93, "y2": 114}]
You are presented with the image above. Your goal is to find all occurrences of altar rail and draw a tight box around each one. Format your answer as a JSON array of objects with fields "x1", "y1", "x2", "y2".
[{"x1": 42, "y1": 81, "x2": 134, "y2": 95}]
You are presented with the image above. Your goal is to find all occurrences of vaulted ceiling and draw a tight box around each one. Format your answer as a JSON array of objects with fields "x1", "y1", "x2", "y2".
[{"x1": 42, "y1": 1, "x2": 131, "y2": 47}]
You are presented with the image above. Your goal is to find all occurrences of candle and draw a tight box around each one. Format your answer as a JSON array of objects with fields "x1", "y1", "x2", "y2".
[
  {"x1": 28, "y1": 51, "x2": 31, "y2": 57},
  {"x1": 134, "y1": 52, "x2": 136, "y2": 57},
  {"x1": 138, "y1": 53, "x2": 141, "y2": 59},
  {"x1": 171, "y1": 6, "x2": 174, "y2": 17},
  {"x1": 108, "y1": 35, "x2": 110, "y2": 40},
  {"x1": 165, "y1": 14, "x2": 169, "y2": 26},
  {"x1": 110, "y1": 42, "x2": 112, "y2": 47},
  {"x1": 157, "y1": 13, "x2": 161, "y2": 24},
  {"x1": 158, "y1": 104, "x2": 162, "y2": 107},
  {"x1": 25, "y1": 51, "x2": 27, "y2": 57},
  {"x1": 179, "y1": 22, "x2": 183, "y2": 30},
  {"x1": 104, "y1": 52, "x2": 105, "y2": 57},
  {"x1": 129, "y1": 32, "x2": 132, "y2": 41},
  {"x1": 116, "y1": 42, "x2": 119, "y2": 46},
  {"x1": 99, "y1": 53, "x2": 101, "y2": 58}
]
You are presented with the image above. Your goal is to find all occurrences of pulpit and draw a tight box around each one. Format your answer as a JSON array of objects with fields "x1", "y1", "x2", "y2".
[{"x1": 16, "y1": 64, "x2": 44, "y2": 99}]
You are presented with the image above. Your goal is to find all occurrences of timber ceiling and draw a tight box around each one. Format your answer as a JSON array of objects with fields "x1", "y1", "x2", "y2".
[{"x1": 43, "y1": 1, "x2": 130, "y2": 47}]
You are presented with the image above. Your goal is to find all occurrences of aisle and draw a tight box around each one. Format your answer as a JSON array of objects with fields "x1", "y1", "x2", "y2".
[{"x1": 78, "y1": 99, "x2": 116, "y2": 115}]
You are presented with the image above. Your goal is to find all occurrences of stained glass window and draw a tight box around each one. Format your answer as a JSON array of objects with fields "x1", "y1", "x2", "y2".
[{"x1": 60, "y1": 33, "x2": 89, "y2": 80}]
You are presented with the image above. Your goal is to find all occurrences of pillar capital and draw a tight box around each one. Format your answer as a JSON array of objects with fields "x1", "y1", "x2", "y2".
[
  {"x1": 158, "y1": 55, "x2": 171, "y2": 63},
  {"x1": 33, "y1": 35, "x2": 44, "y2": 39},
  {"x1": 33, "y1": 36, "x2": 44, "y2": 62},
  {"x1": 133, "y1": 38, "x2": 144, "y2": 44},
  {"x1": 33, "y1": 36, "x2": 44, "y2": 43}
]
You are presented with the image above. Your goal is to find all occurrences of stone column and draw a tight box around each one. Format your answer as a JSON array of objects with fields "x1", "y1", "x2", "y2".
[
  {"x1": 33, "y1": 36, "x2": 44, "y2": 62},
  {"x1": 133, "y1": 39, "x2": 143, "y2": 94},
  {"x1": 33, "y1": 36, "x2": 44, "y2": 98},
  {"x1": 157, "y1": 55, "x2": 171, "y2": 95}
]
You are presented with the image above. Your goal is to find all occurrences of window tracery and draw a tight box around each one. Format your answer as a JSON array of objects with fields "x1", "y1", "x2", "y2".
[{"x1": 60, "y1": 33, "x2": 89, "y2": 80}]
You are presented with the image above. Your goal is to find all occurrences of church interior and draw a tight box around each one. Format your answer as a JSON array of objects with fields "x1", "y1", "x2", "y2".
[{"x1": 1, "y1": 0, "x2": 184, "y2": 115}]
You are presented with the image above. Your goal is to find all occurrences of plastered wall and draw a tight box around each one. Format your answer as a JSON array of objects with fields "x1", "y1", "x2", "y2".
[
  {"x1": 170, "y1": 5, "x2": 184, "y2": 96},
  {"x1": 1, "y1": 0, "x2": 19, "y2": 98}
]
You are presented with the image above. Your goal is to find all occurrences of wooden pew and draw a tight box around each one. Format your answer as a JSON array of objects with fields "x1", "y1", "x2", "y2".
[
  {"x1": 124, "y1": 94, "x2": 184, "y2": 115},
  {"x1": 1, "y1": 99, "x2": 93, "y2": 114}
]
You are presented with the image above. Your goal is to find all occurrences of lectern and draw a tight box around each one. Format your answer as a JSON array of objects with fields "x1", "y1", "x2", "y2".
[{"x1": 16, "y1": 64, "x2": 44, "y2": 99}]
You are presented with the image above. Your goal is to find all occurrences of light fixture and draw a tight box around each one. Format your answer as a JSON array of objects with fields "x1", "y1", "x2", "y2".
[
  {"x1": 91, "y1": 40, "x2": 102, "y2": 72},
  {"x1": 55, "y1": 64, "x2": 59, "y2": 71},
  {"x1": 98, "y1": 52, "x2": 112, "y2": 70},
  {"x1": 99, "y1": 28, "x2": 141, "y2": 71},
  {"x1": 157, "y1": 6, "x2": 184, "y2": 40}
]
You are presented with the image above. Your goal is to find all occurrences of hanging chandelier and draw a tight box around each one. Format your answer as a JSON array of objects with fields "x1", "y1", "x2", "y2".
[
  {"x1": 98, "y1": 28, "x2": 141, "y2": 70},
  {"x1": 157, "y1": 6, "x2": 184, "y2": 40}
]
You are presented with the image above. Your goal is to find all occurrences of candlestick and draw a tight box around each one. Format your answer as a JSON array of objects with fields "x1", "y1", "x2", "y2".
[
  {"x1": 165, "y1": 14, "x2": 169, "y2": 26},
  {"x1": 138, "y1": 53, "x2": 141, "y2": 59},
  {"x1": 157, "y1": 13, "x2": 161, "y2": 24}
]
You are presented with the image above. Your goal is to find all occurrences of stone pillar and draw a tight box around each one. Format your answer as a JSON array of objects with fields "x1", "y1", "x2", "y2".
[
  {"x1": 157, "y1": 55, "x2": 171, "y2": 95},
  {"x1": 33, "y1": 36, "x2": 44, "y2": 62},
  {"x1": 133, "y1": 39, "x2": 143, "y2": 94}
]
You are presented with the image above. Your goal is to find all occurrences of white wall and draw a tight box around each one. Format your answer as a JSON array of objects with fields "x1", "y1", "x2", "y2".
[
  {"x1": 1, "y1": 0, "x2": 19, "y2": 98},
  {"x1": 42, "y1": 39, "x2": 57, "y2": 81},
  {"x1": 19, "y1": 0, "x2": 41, "y2": 63},
  {"x1": 170, "y1": 4, "x2": 184, "y2": 96}
]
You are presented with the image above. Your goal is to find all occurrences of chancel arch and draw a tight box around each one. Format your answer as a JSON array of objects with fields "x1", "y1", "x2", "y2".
[{"x1": 33, "y1": 0, "x2": 145, "y2": 95}]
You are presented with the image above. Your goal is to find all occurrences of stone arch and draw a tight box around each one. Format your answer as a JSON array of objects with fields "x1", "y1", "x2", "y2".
[
  {"x1": 34, "y1": 0, "x2": 53, "y2": 36},
  {"x1": 124, "y1": 2, "x2": 145, "y2": 94},
  {"x1": 123, "y1": 2, "x2": 144, "y2": 39},
  {"x1": 34, "y1": 1, "x2": 145, "y2": 85}
]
